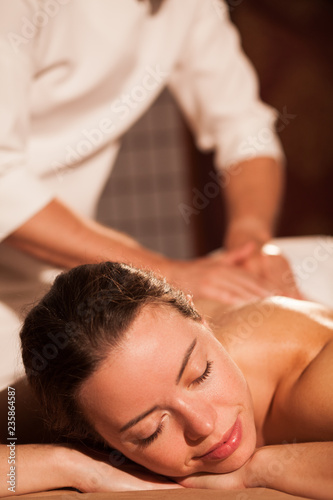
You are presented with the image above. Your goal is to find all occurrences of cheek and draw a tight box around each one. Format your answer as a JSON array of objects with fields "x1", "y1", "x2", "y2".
[
  {"x1": 150, "y1": 449, "x2": 185, "y2": 475},
  {"x1": 124, "y1": 442, "x2": 189, "y2": 477},
  {"x1": 212, "y1": 355, "x2": 247, "y2": 402},
  {"x1": 118, "y1": 421, "x2": 191, "y2": 476}
]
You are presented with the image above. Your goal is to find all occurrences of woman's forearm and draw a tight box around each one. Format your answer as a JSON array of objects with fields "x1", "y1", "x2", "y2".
[
  {"x1": 0, "y1": 444, "x2": 76, "y2": 497},
  {"x1": 246, "y1": 442, "x2": 333, "y2": 500},
  {"x1": 0, "y1": 443, "x2": 183, "y2": 496},
  {"x1": 174, "y1": 442, "x2": 333, "y2": 498}
]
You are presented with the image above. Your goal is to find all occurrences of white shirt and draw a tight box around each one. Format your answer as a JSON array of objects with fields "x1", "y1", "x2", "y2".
[{"x1": 0, "y1": 0, "x2": 284, "y2": 241}]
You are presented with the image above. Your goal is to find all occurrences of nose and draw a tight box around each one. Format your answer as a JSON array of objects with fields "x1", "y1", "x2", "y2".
[{"x1": 179, "y1": 397, "x2": 217, "y2": 442}]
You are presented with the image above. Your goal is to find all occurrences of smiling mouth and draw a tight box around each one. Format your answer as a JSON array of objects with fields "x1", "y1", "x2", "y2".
[{"x1": 195, "y1": 416, "x2": 242, "y2": 461}]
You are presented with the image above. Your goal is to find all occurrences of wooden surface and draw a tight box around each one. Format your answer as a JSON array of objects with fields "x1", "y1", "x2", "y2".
[{"x1": 1, "y1": 487, "x2": 314, "y2": 500}]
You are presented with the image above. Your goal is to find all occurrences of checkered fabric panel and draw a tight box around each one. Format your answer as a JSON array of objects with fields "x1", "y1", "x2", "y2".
[{"x1": 97, "y1": 89, "x2": 195, "y2": 259}]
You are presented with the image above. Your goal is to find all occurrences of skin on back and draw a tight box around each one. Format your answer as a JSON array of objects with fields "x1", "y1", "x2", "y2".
[{"x1": 195, "y1": 297, "x2": 333, "y2": 447}]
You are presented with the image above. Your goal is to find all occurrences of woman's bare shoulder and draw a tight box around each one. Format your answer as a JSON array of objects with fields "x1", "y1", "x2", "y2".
[
  {"x1": 262, "y1": 300, "x2": 333, "y2": 443},
  {"x1": 195, "y1": 297, "x2": 333, "y2": 445},
  {"x1": 209, "y1": 297, "x2": 333, "y2": 348},
  {"x1": 225, "y1": 297, "x2": 333, "y2": 444}
]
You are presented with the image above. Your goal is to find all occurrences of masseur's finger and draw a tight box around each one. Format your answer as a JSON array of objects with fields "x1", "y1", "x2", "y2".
[
  {"x1": 211, "y1": 241, "x2": 257, "y2": 266},
  {"x1": 260, "y1": 254, "x2": 305, "y2": 299},
  {"x1": 222, "y1": 241, "x2": 258, "y2": 265},
  {"x1": 199, "y1": 271, "x2": 273, "y2": 304},
  {"x1": 165, "y1": 254, "x2": 279, "y2": 306}
]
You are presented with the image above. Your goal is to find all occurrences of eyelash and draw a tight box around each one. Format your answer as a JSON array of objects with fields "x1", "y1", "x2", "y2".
[
  {"x1": 138, "y1": 420, "x2": 165, "y2": 448},
  {"x1": 137, "y1": 360, "x2": 214, "y2": 448},
  {"x1": 193, "y1": 360, "x2": 213, "y2": 385}
]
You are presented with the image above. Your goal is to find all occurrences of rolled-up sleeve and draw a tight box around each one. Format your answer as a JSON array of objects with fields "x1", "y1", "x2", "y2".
[
  {"x1": 0, "y1": 0, "x2": 53, "y2": 241},
  {"x1": 168, "y1": 0, "x2": 284, "y2": 170}
]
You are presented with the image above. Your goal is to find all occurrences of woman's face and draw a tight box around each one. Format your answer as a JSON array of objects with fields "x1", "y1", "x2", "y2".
[{"x1": 79, "y1": 304, "x2": 257, "y2": 477}]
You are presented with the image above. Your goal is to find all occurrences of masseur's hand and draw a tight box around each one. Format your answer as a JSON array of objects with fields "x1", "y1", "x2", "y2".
[
  {"x1": 6, "y1": 198, "x2": 299, "y2": 306},
  {"x1": 225, "y1": 242, "x2": 304, "y2": 300},
  {"x1": 223, "y1": 215, "x2": 304, "y2": 300},
  {"x1": 165, "y1": 245, "x2": 278, "y2": 305}
]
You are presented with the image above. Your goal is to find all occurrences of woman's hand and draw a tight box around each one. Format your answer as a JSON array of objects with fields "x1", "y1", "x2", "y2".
[
  {"x1": 81, "y1": 462, "x2": 183, "y2": 492},
  {"x1": 65, "y1": 446, "x2": 183, "y2": 492},
  {"x1": 170, "y1": 458, "x2": 252, "y2": 490},
  {"x1": 173, "y1": 443, "x2": 333, "y2": 499}
]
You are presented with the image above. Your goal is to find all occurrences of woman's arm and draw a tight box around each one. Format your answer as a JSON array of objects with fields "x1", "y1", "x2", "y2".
[
  {"x1": 0, "y1": 444, "x2": 72, "y2": 497},
  {"x1": 172, "y1": 442, "x2": 333, "y2": 499},
  {"x1": 0, "y1": 443, "x2": 181, "y2": 497},
  {"x1": 247, "y1": 442, "x2": 333, "y2": 499},
  {"x1": 1, "y1": 380, "x2": 181, "y2": 496}
]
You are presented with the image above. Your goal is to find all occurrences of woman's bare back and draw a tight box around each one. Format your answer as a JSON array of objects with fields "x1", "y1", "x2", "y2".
[{"x1": 197, "y1": 297, "x2": 333, "y2": 447}]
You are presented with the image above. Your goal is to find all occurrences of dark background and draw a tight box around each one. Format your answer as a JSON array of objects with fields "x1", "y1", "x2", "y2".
[{"x1": 190, "y1": 0, "x2": 333, "y2": 255}]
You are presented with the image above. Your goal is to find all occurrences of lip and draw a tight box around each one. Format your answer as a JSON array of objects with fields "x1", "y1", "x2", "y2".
[{"x1": 197, "y1": 416, "x2": 242, "y2": 461}]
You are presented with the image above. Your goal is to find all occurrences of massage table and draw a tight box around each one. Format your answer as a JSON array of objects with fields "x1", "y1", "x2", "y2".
[{"x1": 1, "y1": 487, "x2": 316, "y2": 499}]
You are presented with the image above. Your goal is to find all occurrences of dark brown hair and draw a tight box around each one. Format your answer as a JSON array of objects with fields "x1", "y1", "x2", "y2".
[{"x1": 20, "y1": 261, "x2": 201, "y2": 443}]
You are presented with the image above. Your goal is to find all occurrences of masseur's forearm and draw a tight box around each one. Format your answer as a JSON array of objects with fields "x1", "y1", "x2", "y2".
[
  {"x1": 3, "y1": 198, "x2": 283, "y2": 304},
  {"x1": 4, "y1": 199, "x2": 170, "y2": 272},
  {"x1": 246, "y1": 442, "x2": 333, "y2": 499},
  {"x1": 223, "y1": 157, "x2": 284, "y2": 250}
]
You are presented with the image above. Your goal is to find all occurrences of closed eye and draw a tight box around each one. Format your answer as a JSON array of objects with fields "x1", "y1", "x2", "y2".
[
  {"x1": 137, "y1": 420, "x2": 165, "y2": 448},
  {"x1": 192, "y1": 360, "x2": 213, "y2": 385},
  {"x1": 137, "y1": 360, "x2": 214, "y2": 448}
]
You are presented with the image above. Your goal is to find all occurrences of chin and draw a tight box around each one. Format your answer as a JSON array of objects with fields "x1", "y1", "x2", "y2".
[{"x1": 215, "y1": 447, "x2": 254, "y2": 473}]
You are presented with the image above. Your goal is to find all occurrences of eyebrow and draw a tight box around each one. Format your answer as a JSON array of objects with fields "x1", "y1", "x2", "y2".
[{"x1": 119, "y1": 338, "x2": 198, "y2": 433}]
